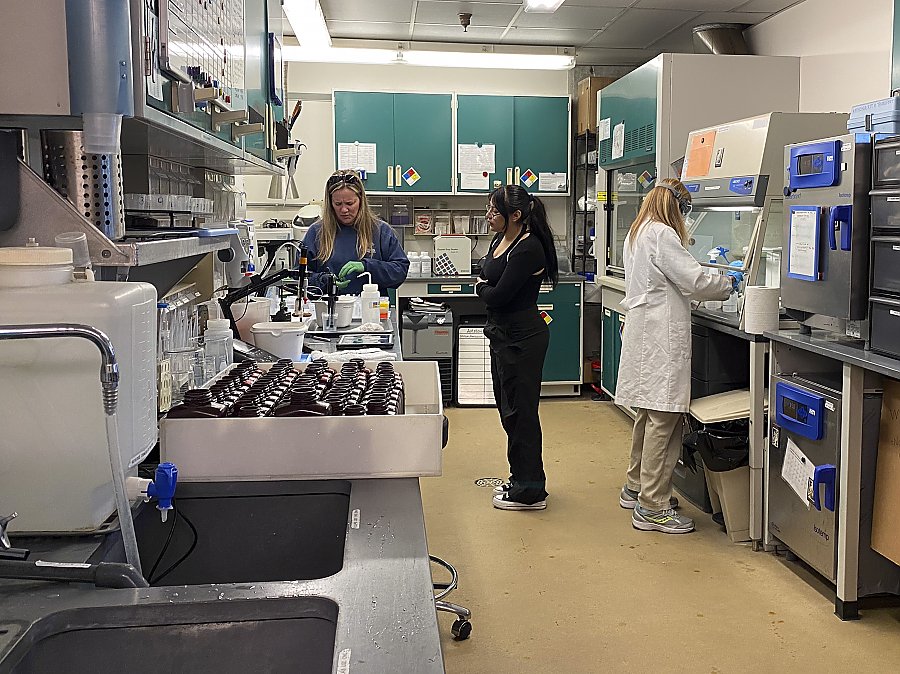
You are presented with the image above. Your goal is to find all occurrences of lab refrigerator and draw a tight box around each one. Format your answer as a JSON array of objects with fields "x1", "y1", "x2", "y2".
[{"x1": 767, "y1": 373, "x2": 900, "y2": 597}]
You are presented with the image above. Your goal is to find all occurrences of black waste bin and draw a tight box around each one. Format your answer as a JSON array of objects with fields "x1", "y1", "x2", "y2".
[{"x1": 683, "y1": 419, "x2": 750, "y2": 473}]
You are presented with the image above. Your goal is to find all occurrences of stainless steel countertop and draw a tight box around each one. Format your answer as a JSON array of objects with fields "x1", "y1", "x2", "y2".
[
  {"x1": 0, "y1": 478, "x2": 444, "y2": 673},
  {"x1": 764, "y1": 329, "x2": 900, "y2": 378}
]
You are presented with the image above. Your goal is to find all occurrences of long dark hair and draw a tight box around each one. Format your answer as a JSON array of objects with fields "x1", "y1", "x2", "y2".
[{"x1": 489, "y1": 185, "x2": 558, "y2": 286}]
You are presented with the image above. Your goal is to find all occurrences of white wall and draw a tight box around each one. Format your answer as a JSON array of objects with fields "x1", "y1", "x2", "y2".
[
  {"x1": 244, "y1": 62, "x2": 571, "y2": 248},
  {"x1": 746, "y1": 0, "x2": 893, "y2": 112}
]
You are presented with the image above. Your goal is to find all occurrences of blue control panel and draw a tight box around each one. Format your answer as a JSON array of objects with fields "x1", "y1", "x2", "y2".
[
  {"x1": 775, "y1": 381, "x2": 826, "y2": 441},
  {"x1": 729, "y1": 176, "x2": 754, "y2": 195},
  {"x1": 788, "y1": 140, "x2": 842, "y2": 191},
  {"x1": 684, "y1": 183, "x2": 700, "y2": 193}
]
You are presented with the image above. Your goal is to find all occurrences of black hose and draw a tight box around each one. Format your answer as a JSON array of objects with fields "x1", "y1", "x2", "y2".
[{"x1": 150, "y1": 509, "x2": 199, "y2": 585}]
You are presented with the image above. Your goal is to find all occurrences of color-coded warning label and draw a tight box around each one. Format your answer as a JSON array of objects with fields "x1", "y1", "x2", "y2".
[
  {"x1": 521, "y1": 169, "x2": 537, "y2": 187},
  {"x1": 638, "y1": 170, "x2": 655, "y2": 189},
  {"x1": 402, "y1": 167, "x2": 420, "y2": 185},
  {"x1": 540, "y1": 310, "x2": 553, "y2": 325}
]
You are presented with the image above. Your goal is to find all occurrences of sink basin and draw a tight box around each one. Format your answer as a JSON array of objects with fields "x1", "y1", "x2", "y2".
[
  {"x1": 95, "y1": 480, "x2": 351, "y2": 586},
  {"x1": 7, "y1": 597, "x2": 337, "y2": 674}
]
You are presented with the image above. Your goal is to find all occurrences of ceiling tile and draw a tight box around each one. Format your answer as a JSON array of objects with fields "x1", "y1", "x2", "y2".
[
  {"x1": 563, "y1": 1, "x2": 639, "y2": 7},
  {"x1": 513, "y1": 5, "x2": 623, "y2": 30},
  {"x1": 502, "y1": 26, "x2": 600, "y2": 46},
  {"x1": 634, "y1": 0, "x2": 744, "y2": 9},
  {"x1": 411, "y1": 23, "x2": 507, "y2": 42},
  {"x1": 326, "y1": 20, "x2": 412, "y2": 41},
  {"x1": 588, "y1": 8, "x2": 701, "y2": 48},
  {"x1": 415, "y1": 1, "x2": 520, "y2": 27},
  {"x1": 320, "y1": 0, "x2": 414, "y2": 23},
  {"x1": 690, "y1": 10, "x2": 771, "y2": 24},
  {"x1": 733, "y1": 0, "x2": 804, "y2": 11}
]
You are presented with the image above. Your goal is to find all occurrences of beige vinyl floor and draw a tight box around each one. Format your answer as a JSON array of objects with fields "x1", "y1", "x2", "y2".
[{"x1": 421, "y1": 398, "x2": 900, "y2": 674}]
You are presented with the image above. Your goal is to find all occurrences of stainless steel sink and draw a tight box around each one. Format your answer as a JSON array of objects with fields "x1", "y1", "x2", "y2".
[
  {"x1": 7, "y1": 597, "x2": 338, "y2": 674},
  {"x1": 94, "y1": 480, "x2": 351, "y2": 586}
]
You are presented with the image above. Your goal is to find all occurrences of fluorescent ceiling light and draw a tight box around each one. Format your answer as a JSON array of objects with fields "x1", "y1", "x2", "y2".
[
  {"x1": 523, "y1": 0, "x2": 567, "y2": 12},
  {"x1": 283, "y1": 0, "x2": 332, "y2": 49},
  {"x1": 282, "y1": 46, "x2": 574, "y2": 70}
]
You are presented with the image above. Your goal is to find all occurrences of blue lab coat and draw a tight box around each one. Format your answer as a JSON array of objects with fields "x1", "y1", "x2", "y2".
[{"x1": 303, "y1": 219, "x2": 409, "y2": 295}]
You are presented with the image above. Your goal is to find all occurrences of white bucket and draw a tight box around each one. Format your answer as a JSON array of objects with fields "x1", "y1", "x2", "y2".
[
  {"x1": 335, "y1": 296, "x2": 355, "y2": 328},
  {"x1": 235, "y1": 297, "x2": 272, "y2": 344},
  {"x1": 250, "y1": 321, "x2": 308, "y2": 360}
]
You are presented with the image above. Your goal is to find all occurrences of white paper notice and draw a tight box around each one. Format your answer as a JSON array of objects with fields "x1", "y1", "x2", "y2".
[
  {"x1": 337, "y1": 142, "x2": 377, "y2": 173},
  {"x1": 458, "y1": 144, "x2": 496, "y2": 174},
  {"x1": 612, "y1": 122, "x2": 625, "y2": 160},
  {"x1": 788, "y1": 209, "x2": 818, "y2": 279},
  {"x1": 598, "y1": 118, "x2": 611, "y2": 142},
  {"x1": 781, "y1": 437, "x2": 815, "y2": 506},
  {"x1": 538, "y1": 172, "x2": 567, "y2": 191},
  {"x1": 460, "y1": 173, "x2": 489, "y2": 190}
]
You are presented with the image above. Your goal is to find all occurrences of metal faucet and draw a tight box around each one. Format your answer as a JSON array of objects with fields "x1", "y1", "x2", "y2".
[
  {"x1": 0, "y1": 323, "x2": 142, "y2": 576},
  {"x1": 0, "y1": 513, "x2": 29, "y2": 560}
]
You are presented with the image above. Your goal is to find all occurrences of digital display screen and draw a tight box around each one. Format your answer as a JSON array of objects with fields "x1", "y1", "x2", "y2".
[
  {"x1": 782, "y1": 397, "x2": 806, "y2": 422},
  {"x1": 797, "y1": 153, "x2": 824, "y2": 175}
]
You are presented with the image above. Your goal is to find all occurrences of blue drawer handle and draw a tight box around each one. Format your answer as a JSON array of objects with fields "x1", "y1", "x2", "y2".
[{"x1": 812, "y1": 464, "x2": 836, "y2": 512}]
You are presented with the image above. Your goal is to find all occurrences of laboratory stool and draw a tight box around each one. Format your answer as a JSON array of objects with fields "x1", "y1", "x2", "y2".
[{"x1": 430, "y1": 414, "x2": 473, "y2": 640}]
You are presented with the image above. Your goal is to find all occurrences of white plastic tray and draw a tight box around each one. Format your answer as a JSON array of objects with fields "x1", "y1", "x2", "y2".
[{"x1": 161, "y1": 360, "x2": 443, "y2": 481}]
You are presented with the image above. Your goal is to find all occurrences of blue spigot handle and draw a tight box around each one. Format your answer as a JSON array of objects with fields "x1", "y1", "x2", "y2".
[
  {"x1": 147, "y1": 462, "x2": 178, "y2": 513},
  {"x1": 812, "y1": 464, "x2": 836, "y2": 512}
]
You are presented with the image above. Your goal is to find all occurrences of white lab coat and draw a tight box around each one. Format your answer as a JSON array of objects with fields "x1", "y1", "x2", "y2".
[{"x1": 615, "y1": 220, "x2": 732, "y2": 413}]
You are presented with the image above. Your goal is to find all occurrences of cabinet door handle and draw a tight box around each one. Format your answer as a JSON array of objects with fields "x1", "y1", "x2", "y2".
[
  {"x1": 514, "y1": 166, "x2": 521, "y2": 185},
  {"x1": 506, "y1": 167, "x2": 513, "y2": 185},
  {"x1": 395, "y1": 165, "x2": 402, "y2": 187},
  {"x1": 387, "y1": 164, "x2": 394, "y2": 188}
]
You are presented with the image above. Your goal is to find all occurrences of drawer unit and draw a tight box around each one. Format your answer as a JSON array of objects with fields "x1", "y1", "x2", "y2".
[
  {"x1": 873, "y1": 138, "x2": 900, "y2": 188},
  {"x1": 870, "y1": 296, "x2": 900, "y2": 359},
  {"x1": 869, "y1": 190, "x2": 900, "y2": 231},
  {"x1": 426, "y1": 283, "x2": 475, "y2": 295},
  {"x1": 872, "y1": 237, "x2": 900, "y2": 296}
]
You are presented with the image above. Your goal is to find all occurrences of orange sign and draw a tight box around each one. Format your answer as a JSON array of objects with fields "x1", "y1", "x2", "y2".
[{"x1": 684, "y1": 131, "x2": 717, "y2": 179}]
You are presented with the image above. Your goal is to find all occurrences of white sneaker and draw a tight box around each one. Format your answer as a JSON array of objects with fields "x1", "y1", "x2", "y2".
[
  {"x1": 492, "y1": 494, "x2": 547, "y2": 511},
  {"x1": 493, "y1": 481, "x2": 511, "y2": 495}
]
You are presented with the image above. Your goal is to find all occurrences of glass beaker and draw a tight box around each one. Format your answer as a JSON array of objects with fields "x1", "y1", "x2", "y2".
[
  {"x1": 196, "y1": 333, "x2": 230, "y2": 378},
  {"x1": 167, "y1": 346, "x2": 206, "y2": 403}
]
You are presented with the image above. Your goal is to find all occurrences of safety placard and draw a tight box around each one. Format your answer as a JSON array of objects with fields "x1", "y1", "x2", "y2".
[
  {"x1": 520, "y1": 169, "x2": 538, "y2": 187},
  {"x1": 637, "y1": 171, "x2": 655, "y2": 189},
  {"x1": 402, "y1": 167, "x2": 420, "y2": 186}
]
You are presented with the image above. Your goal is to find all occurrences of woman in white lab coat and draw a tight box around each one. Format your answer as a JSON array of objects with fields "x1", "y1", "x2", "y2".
[{"x1": 615, "y1": 178, "x2": 740, "y2": 534}]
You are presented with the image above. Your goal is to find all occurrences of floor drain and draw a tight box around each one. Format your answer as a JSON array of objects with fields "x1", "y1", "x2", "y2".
[{"x1": 474, "y1": 477, "x2": 504, "y2": 488}]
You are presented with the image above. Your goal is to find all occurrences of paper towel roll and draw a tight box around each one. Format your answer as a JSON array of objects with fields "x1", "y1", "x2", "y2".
[{"x1": 743, "y1": 285, "x2": 780, "y2": 335}]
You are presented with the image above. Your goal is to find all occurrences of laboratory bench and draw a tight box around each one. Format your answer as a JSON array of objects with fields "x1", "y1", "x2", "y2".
[
  {"x1": 0, "y1": 478, "x2": 443, "y2": 673},
  {"x1": 763, "y1": 329, "x2": 900, "y2": 620}
]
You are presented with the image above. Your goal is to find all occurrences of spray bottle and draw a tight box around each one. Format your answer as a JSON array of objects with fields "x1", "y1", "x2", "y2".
[{"x1": 704, "y1": 247, "x2": 725, "y2": 310}]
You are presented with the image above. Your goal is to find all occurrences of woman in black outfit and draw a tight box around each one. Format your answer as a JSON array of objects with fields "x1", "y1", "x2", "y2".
[{"x1": 476, "y1": 185, "x2": 559, "y2": 511}]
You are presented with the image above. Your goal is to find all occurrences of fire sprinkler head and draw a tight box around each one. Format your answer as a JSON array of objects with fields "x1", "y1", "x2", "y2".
[{"x1": 459, "y1": 13, "x2": 472, "y2": 32}]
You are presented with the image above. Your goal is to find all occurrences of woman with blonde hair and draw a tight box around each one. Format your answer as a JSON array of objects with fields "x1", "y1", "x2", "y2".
[
  {"x1": 303, "y1": 170, "x2": 409, "y2": 295},
  {"x1": 615, "y1": 178, "x2": 741, "y2": 534}
]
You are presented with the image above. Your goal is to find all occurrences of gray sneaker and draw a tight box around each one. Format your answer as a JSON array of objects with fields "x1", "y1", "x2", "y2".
[
  {"x1": 619, "y1": 486, "x2": 679, "y2": 510},
  {"x1": 632, "y1": 505, "x2": 694, "y2": 534}
]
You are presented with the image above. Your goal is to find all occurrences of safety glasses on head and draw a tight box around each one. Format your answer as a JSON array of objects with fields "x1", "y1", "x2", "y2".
[
  {"x1": 656, "y1": 182, "x2": 692, "y2": 217},
  {"x1": 327, "y1": 170, "x2": 362, "y2": 191}
]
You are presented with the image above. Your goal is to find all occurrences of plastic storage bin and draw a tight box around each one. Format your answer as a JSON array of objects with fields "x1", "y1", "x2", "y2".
[
  {"x1": 848, "y1": 97, "x2": 900, "y2": 135},
  {"x1": 870, "y1": 297, "x2": 900, "y2": 359},
  {"x1": 869, "y1": 190, "x2": 900, "y2": 230},
  {"x1": 872, "y1": 238, "x2": 900, "y2": 296}
]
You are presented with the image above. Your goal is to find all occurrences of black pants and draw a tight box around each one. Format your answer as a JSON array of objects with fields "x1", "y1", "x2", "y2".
[{"x1": 485, "y1": 308, "x2": 550, "y2": 504}]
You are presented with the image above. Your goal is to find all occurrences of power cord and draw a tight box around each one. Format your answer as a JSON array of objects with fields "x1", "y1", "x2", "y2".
[{"x1": 147, "y1": 502, "x2": 199, "y2": 585}]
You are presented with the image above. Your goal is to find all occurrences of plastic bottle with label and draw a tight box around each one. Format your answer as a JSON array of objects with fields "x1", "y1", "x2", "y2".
[
  {"x1": 420, "y1": 251, "x2": 431, "y2": 277},
  {"x1": 361, "y1": 282, "x2": 381, "y2": 324}
]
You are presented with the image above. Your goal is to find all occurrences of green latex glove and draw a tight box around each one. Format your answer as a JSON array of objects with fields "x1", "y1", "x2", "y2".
[
  {"x1": 336, "y1": 278, "x2": 351, "y2": 290},
  {"x1": 338, "y1": 260, "x2": 365, "y2": 280}
]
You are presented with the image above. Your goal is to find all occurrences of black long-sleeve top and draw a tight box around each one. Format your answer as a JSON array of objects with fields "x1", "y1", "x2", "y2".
[{"x1": 476, "y1": 234, "x2": 546, "y2": 313}]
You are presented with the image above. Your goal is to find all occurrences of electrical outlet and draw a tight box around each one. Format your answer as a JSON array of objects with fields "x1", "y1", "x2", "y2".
[{"x1": 158, "y1": 359, "x2": 172, "y2": 412}]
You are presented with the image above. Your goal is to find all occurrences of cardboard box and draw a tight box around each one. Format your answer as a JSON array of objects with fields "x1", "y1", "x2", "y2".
[
  {"x1": 576, "y1": 76, "x2": 617, "y2": 135},
  {"x1": 432, "y1": 235, "x2": 472, "y2": 276},
  {"x1": 872, "y1": 378, "x2": 900, "y2": 565}
]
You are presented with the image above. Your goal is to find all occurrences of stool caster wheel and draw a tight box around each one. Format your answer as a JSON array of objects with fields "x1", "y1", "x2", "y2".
[{"x1": 451, "y1": 619, "x2": 472, "y2": 640}]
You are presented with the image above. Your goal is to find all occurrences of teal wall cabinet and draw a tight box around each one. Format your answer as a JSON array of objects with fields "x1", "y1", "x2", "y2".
[
  {"x1": 457, "y1": 95, "x2": 570, "y2": 195},
  {"x1": 334, "y1": 91, "x2": 453, "y2": 194},
  {"x1": 539, "y1": 281, "x2": 583, "y2": 384}
]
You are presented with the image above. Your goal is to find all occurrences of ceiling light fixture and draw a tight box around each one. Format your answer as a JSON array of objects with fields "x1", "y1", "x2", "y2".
[
  {"x1": 282, "y1": 46, "x2": 575, "y2": 70},
  {"x1": 523, "y1": 0, "x2": 567, "y2": 13},
  {"x1": 283, "y1": 0, "x2": 332, "y2": 49}
]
